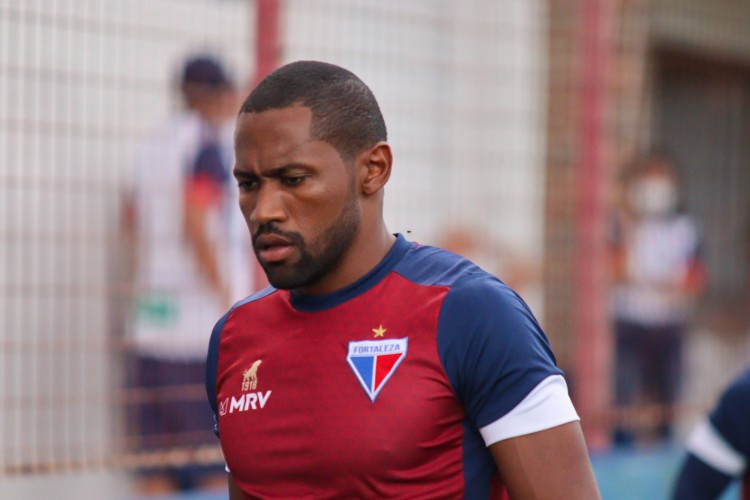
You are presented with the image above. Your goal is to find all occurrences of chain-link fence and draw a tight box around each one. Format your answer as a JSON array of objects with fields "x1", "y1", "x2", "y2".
[{"x1": 1, "y1": 0, "x2": 749, "y2": 498}]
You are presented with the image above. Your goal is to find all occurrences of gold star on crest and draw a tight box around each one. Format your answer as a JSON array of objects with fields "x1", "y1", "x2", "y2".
[{"x1": 372, "y1": 325, "x2": 387, "y2": 338}]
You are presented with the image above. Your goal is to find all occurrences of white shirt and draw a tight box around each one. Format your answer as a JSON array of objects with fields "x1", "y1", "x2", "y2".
[{"x1": 129, "y1": 112, "x2": 252, "y2": 359}]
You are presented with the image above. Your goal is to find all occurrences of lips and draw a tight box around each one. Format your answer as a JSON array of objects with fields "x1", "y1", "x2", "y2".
[{"x1": 254, "y1": 234, "x2": 295, "y2": 264}]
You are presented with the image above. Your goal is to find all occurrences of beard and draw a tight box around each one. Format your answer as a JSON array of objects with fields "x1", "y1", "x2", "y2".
[{"x1": 252, "y1": 194, "x2": 361, "y2": 292}]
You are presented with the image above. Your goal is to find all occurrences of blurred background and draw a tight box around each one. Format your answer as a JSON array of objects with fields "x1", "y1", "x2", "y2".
[{"x1": 1, "y1": 0, "x2": 749, "y2": 498}]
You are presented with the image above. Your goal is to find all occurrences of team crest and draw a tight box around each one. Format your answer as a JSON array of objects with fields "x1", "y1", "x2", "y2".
[{"x1": 346, "y1": 338, "x2": 408, "y2": 402}]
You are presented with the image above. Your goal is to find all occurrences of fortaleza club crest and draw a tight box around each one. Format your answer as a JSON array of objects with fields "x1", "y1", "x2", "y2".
[{"x1": 346, "y1": 337, "x2": 408, "y2": 402}]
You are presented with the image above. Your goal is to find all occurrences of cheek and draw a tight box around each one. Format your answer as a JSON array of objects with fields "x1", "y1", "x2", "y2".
[
  {"x1": 237, "y1": 194, "x2": 256, "y2": 223},
  {"x1": 292, "y1": 193, "x2": 351, "y2": 239}
]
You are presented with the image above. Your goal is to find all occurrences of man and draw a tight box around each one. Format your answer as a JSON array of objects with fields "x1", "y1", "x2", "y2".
[
  {"x1": 206, "y1": 60, "x2": 600, "y2": 498},
  {"x1": 125, "y1": 55, "x2": 252, "y2": 492},
  {"x1": 609, "y1": 153, "x2": 706, "y2": 446},
  {"x1": 672, "y1": 367, "x2": 750, "y2": 499}
]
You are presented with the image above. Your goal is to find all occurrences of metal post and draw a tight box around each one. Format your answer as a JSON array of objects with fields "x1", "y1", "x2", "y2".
[{"x1": 574, "y1": 0, "x2": 613, "y2": 450}]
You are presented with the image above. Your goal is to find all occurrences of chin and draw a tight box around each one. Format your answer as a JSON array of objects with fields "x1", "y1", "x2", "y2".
[{"x1": 265, "y1": 270, "x2": 307, "y2": 290}]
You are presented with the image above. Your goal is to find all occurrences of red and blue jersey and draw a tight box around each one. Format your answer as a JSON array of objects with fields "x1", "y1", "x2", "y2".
[{"x1": 206, "y1": 234, "x2": 578, "y2": 498}]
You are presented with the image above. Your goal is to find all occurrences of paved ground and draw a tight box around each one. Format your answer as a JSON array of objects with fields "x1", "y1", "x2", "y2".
[
  {"x1": 592, "y1": 444, "x2": 736, "y2": 499},
  {"x1": 133, "y1": 444, "x2": 739, "y2": 500}
]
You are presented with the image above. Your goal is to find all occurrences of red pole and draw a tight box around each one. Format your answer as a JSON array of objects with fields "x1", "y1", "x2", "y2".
[
  {"x1": 254, "y1": 0, "x2": 282, "y2": 86},
  {"x1": 574, "y1": 0, "x2": 613, "y2": 450},
  {"x1": 249, "y1": 0, "x2": 282, "y2": 292}
]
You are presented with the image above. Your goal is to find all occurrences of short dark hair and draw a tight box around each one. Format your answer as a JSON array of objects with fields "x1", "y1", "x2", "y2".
[{"x1": 240, "y1": 61, "x2": 387, "y2": 160}]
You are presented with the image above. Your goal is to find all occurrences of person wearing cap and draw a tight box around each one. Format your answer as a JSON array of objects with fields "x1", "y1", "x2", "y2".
[{"x1": 123, "y1": 54, "x2": 254, "y2": 493}]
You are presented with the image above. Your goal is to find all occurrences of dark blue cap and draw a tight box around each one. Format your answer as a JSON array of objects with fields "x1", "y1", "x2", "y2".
[{"x1": 181, "y1": 56, "x2": 231, "y2": 88}]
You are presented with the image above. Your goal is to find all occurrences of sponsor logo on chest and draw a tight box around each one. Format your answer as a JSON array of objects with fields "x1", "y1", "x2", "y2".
[{"x1": 219, "y1": 358, "x2": 271, "y2": 416}]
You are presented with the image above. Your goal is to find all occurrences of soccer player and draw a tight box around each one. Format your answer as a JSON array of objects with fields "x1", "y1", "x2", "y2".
[
  {"x1": 672, "y1": 367, "x2": 750, "y2": 499},
  {"x1": 205, "y1": 60, "x2": 601, "y2": 499}
]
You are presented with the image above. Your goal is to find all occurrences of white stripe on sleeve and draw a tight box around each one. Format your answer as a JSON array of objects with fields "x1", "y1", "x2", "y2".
[
  {"x1": 686, "y1": 418, "x2": 746, "y2": 477},
  {"x1": 479, "y1": 375, "x2": 580, "y2": 447}
]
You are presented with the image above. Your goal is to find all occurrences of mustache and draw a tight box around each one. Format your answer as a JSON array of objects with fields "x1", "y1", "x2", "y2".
[{"x1": 252, "y1": 223, "x2": 305, "y2": 248}]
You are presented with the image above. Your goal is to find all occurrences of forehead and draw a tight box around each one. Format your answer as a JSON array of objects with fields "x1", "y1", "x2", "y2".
[
  {"x1": 234, "y1": 105, "x2": 349, "y2": 173},
  {"x1": 235, "y1": 105, "x2": 314, "y2": 155}
]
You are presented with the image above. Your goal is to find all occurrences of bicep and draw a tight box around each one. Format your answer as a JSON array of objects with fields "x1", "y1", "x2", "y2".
[{"x1": 489, "y1": 421, "x2": 601, "y2": 500}]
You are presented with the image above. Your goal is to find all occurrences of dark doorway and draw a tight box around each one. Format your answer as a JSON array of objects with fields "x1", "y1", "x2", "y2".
[{"x1": 654, "y1": 49, "x2": 750, "y2": 332}]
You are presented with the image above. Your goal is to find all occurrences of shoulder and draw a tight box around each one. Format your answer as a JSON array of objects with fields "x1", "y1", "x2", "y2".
[
  {"x1": 394, "y1": 241, "x2": 538, "y2": 331},
  {"x1": 206, "y1": 287, "x2": 280, "y2": 408},
  {"x1": 231, "y1": 286, "x2": 280, "y2": 312},
  {"x1": 671, "y1": 213, "x2": 702, "y2": 241},
  {"x1": 210, "y1": 287, "x2": 280, "y2": 339},
  {"x1": 134, "y1": 114, "x2": 200, "y2": 168},
  {"x1": 422, "y1": 246, "x2": 562, "y2": 429},
  {"x1": 715, "y1": 368, "x2": 750, "y2": 418},
  {"x1": 730, "y1": 368, "x2": 750, "y2": 391},
  {"x1": 394, "y1": 242, "x2": 489, "y2": 287},
  {"x1": 688, "y1": 367, "x2": 750, "y2": 474},
  {"x1": 145, "y1": 113, "x2": 201, "y2": 147}
]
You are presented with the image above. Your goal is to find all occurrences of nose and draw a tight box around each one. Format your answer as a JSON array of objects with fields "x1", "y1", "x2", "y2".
[{"x1": 250, "y1": 182, "x2": 287, "y2": 226}]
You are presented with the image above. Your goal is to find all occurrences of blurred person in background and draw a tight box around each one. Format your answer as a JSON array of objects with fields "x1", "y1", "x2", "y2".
[
  {"x1": 609, "y1": 152, "x2": 707, "y2": 447},
  {"x1": 123, "y1": 54, "x2": 253, "y2": 493},
  {"x1": 206, "y1": 60, "x2": 600, "y2": 499},
  {"x1": 672, "y1": 366, "x2": 750, "y2": 499}
]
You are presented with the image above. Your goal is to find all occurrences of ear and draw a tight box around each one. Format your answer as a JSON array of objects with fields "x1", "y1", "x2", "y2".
[{"x1": 357, "y1": 142, "x2": 392, "y2": 196}]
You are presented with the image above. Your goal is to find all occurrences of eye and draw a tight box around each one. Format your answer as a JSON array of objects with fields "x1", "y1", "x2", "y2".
[
  {"x1": 281, "y1": 175, "x2": 307, "y2": 187},
  {"x1": 237, "y1": 178, "x2": 259, "y2": 192}
]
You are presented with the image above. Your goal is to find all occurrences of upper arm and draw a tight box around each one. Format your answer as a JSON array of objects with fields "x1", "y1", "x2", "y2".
[
  {"x1": 489, "y1": 421, "x2": 601, "y2": 500},
  {"x1": 437, "y1": 274, "x2": 565, "y2": 431},
  {"x1": 437, "y1": 275, "x2": 594, "y2": 493}
]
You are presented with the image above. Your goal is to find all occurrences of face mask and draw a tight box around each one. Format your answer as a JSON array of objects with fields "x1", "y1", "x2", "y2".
[{"x1": 629, "y1": 177, "x2": 678, "y2": 217}]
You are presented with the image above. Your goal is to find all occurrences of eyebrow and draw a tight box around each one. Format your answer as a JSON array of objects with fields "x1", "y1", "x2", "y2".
[{"x1": 233, "y1": 163, "x2": 311, "y2": 179}]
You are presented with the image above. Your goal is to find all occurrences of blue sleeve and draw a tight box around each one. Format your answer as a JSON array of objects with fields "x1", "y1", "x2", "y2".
[
  {"x1": 671, "y1": 368, "x2": 750, "y2": 499},
  {"x1": 205, "y1": 310, "x2": 232, "y2": 437},
  {"x1": 708, "y1": 369, "x2": 750, "y2": 460},
  {"x1": 672, "y1": 455, "x2": 734, "y2": 500},
  {"x1": 189, "y1": 142, "x2": 230, "y2": 184},
  {"x1": 436, "y1": 274, "x2": 563, "y2": 429}
]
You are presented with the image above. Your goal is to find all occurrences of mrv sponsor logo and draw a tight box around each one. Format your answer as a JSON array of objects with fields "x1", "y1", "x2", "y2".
[{"x1": 219, "y1": 358, "x2": 272, "y2": 416}]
